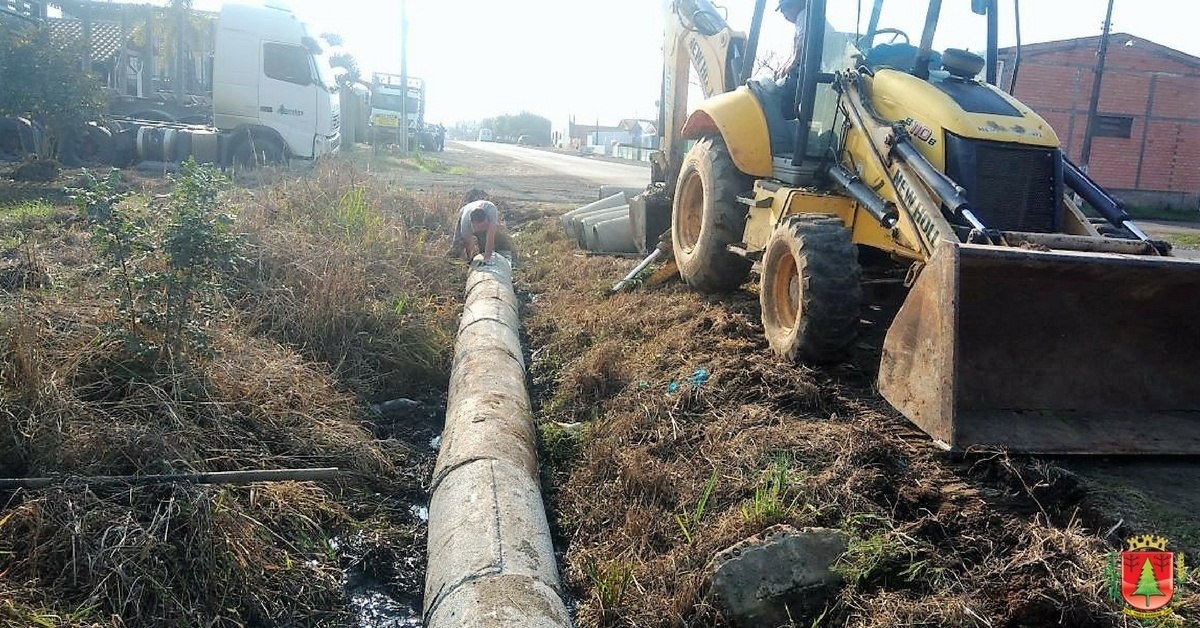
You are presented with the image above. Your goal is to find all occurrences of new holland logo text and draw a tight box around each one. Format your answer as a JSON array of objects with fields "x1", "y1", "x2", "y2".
[
  {"x1": 1106, "y1": 534, "x2": 1189, "y2": 619},
  {"x1": 891, "y1": 170, "x2": 940, "y2": 245},
  {"x1": 688, "y1": 39, "x2": 714, "y2": 97}
]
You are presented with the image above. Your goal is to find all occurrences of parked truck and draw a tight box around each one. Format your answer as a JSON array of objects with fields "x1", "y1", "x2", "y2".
[
  {"x1": 0, "y1": 0, "x2": 340, "y2": 168},
  {"x1": 367, "y1": 72, "x2": 443, "y2": 152}
]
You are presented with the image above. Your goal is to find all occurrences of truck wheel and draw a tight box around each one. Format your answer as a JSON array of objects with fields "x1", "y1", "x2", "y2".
[
  {"x1": 232, "y1": 135, "x2": 286, "y2": 170},
  {"x1": 0, "y1": 118, "x2": 35, "y2": 161},
  {"x1": 59, "y1": 123, "x2": 115, "y2": 168},
  {"x1": 672, "y1": 135, "x2": 752, "y2": 292},
  {"x1": 760, "y1": 215, "x2": 862, "y2": 363}
]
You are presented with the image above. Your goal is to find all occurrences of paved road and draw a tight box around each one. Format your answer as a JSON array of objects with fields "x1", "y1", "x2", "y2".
[
  {"x1": 1139, "y1": 219, "x2": 1200, "y2": 259},
  {"x1": 460, "y1": 141, "x2": 650, "y2": 190}
]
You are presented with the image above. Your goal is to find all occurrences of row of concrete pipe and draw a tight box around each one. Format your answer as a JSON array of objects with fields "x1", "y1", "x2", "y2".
[
  {"x1": 423, "y1": 257, "x2": 574, "y2": 627},
  {"x1": 559, "y1": 192, "x2": 640, "y2": 254}
]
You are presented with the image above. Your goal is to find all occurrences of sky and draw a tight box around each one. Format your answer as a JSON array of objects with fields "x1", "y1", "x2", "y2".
[{"x1": 79, "y1": 1, "x2": 1200, "y2": 128}]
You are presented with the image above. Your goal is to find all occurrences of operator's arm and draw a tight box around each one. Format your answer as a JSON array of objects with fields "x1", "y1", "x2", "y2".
[{"x1": 483, "y1": 222, "x2": 497, "y2": 261}]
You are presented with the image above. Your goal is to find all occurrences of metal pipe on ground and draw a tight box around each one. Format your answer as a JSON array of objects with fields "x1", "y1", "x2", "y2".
[{"x1": 423, "y1": 255, "x2": 572, "y2": 628}]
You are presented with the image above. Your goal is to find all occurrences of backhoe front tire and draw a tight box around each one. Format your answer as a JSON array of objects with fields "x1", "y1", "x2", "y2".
[
  {"x1": 760, "y1": 215, "x2": 862, "y2": 363},
  {"x1": 672, "y1": 136, "x2": 752, "y2": 292}
]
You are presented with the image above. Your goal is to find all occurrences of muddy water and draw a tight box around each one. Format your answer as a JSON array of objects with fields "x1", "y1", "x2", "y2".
[{"x1": 345, "y1": 395, "x2": 445, "y2": 627}]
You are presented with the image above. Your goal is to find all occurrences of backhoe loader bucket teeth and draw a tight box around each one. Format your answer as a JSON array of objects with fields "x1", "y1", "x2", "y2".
[{"x1": 878, "y1": 243, "x2": 1200, "y2": 454}]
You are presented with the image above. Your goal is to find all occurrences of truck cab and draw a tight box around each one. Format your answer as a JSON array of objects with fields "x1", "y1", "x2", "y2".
[
  {"x1": 212, "y1": 3, "x2": 341, "y2": 160},
  {"x1": 368, "y1": 73, "x2": 425, "y2": 148}
]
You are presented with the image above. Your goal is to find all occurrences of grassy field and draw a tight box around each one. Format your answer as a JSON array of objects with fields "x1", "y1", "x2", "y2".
[{"x1": 0, "y1": 157, "x2": 466, "y2": 627}]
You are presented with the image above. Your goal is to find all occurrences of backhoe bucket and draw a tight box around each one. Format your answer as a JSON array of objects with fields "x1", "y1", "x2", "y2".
[{"x1": 878, "y1": 243, "x2": 1200, "y2": 454}]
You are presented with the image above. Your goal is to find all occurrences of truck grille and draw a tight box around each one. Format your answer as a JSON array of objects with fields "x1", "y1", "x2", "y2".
[{"x1": 944, "y1": 134, "x2": 1061, "y2": 233}]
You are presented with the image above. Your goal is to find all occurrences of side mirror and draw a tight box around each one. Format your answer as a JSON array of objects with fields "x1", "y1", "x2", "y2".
[{"x1": 970, "y1": 0, "x2": 989, "y2": 15}]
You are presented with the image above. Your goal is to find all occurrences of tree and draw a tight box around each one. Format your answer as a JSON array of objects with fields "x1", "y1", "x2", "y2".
[
  {"x1": 328, "y1": 51, "x2": 361, "y2": 86},
  {"x1": 481, "y1": 111, "x2": 551, "y2": 145},
  {"x1": 1132, "y1": 556, "x2": 1165, "y2": 608},
  {"x1": 0, "y1": 21, "x2": 104, "y2": 156}
]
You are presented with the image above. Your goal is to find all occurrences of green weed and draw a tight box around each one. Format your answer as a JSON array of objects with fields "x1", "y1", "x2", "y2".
[
  {"x1": 1, "y1": 199, "x2": 57, "y2": 248},
  {"x1": 741, "y1": 454, "x2": 802, "y2": 526},
  {"x1": 408, "y1": 151, "x2": 468, "y2": 175},
  {"x1": 0, "y1": 199, "x2": 53, "y2": 222},
  {"x1": 538, "y1": 421, "x2": 585, "y2": 471},
  {"x1": 583, "y1": 557, "x2": 633, "y2": 614},
  {"x1": 676, "y1": 468, "x2": 719, "y2": 544},
  {"x1": 69, "y1": 161, "x2": 241, "y2": 363},
  {"x1": 1166, "y1": 233, "x2": 1200, "y2": 249},
  {"x1": 834, "y1": 514, "x2": 947, "y2": 589},
  {"x1": 335, "y1": 186, "x2": 382, "y2": 240}
]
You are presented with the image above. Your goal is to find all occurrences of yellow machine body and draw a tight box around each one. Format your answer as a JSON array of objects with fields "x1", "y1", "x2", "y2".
[{"x1": 677, "y1": 35, "x2": 1200, "y2": 453}]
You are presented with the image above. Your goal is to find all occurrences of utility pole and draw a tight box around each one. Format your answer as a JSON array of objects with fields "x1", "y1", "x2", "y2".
[
  {"x1": 1078, "y1": 0, "x2": 1114, "y2": 173},
  {"x1": 398, "y1": 0, "x2": 409, "y2": 156}
]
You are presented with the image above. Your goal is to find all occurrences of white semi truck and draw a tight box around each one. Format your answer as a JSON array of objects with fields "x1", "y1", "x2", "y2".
[{"x1": 0, "y1": 0, "x2": 340, "y2": 168}]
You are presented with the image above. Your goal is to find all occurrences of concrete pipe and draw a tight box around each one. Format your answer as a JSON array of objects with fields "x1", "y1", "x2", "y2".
[
  {"x1": 560, "y1": 192, "x2": 627, "y2": 234},
  {"x1": 424, "y1": 256, "x2": 572, "y2": 628},
  {"x1": 575, "y1": 205, "x2": 629, "y2": 248},
  {"x1": 587, "y1": 214, "x2": 638, "y2": 254},
  {"x1": 598, "y1": 185, "x2": 642, "y2": 200}
]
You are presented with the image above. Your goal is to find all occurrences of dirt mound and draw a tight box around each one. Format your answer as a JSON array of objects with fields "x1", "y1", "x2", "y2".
[{"x1": 518, "y1": 218, "x2": 1184, "y2": 627}]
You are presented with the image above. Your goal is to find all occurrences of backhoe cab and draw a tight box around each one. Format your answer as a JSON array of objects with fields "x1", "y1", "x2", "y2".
[{"x1": 648, "y1": 0, "x2": 1200, "y2": 454}]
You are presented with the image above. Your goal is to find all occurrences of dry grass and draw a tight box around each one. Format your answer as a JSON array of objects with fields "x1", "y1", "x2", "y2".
[
  {"x1": 0, "y1": 156, "x2": 464, "y2": 626},
  {"x1": 518, "y1": 218, "x2": 1172, "y2": 627},
  {"x1": 231, "y1": 159, "x2": 464, "y2": 401}
]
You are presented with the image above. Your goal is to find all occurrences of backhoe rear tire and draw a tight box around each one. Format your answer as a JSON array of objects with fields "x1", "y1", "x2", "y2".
[
  {"x1": 760, "y1": 215, "x2": 862, "y2": 363},
  {"x1": 672, "y1": 136, "x2": 752, "y2": 292}
]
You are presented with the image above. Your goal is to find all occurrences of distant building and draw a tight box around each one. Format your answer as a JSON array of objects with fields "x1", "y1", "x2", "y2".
[
  {"x1": 999, "y1": 33, "x2": 1200, "y2": 209},
  {"x1": 559, "y1": 117, "x2": 658, "y2": 156},
  {"x1": 0, "y1": 1, "x2": 48, "y2": 24}
]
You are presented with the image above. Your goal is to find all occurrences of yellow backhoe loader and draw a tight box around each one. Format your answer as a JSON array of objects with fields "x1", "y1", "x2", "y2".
[{"x1": 632, "y1": 0, "x2": 1200, "y2": 453}]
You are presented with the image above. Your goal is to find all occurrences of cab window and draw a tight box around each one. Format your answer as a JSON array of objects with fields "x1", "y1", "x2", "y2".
[{"x1": 264, "y1": 43, "x2": 312, "y2": 86}]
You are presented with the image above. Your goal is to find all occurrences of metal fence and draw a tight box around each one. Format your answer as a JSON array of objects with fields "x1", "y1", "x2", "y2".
[{"x1": 0, "y1": 0, "x2": 46, "y2": 23}]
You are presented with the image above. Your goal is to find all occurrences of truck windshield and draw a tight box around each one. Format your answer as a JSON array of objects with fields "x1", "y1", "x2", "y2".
[
  {"x1": 372, "y1": 93, "x2": 421, "y2": 115},
  {"x1": 313, "y1": 53, "x2": 339, "y2": 93}
]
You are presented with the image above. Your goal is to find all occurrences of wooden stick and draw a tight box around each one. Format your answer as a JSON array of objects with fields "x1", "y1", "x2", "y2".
[{"x1": 0, "y1": 467, "x2": 341, "y2": 490}]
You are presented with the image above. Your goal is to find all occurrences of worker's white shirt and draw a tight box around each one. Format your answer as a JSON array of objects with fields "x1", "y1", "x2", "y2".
[{"x1": 458, "y1": 200, "x2": 498, "y2": 240}]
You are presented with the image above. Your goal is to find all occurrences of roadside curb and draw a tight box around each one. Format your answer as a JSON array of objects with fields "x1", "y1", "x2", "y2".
[{"x1": 423, "y1": 256, "x2": 572, "y2": 627}]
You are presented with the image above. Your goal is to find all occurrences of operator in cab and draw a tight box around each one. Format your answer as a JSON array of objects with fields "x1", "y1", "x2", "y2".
[{"x1": 776, "y1": 0, "x2": 810, "y2": 120}]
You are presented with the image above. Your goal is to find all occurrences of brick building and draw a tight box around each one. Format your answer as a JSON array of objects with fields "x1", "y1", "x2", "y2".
[{"x1": 999, "y1": 33, "x2": 1200, "y2": 209}]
